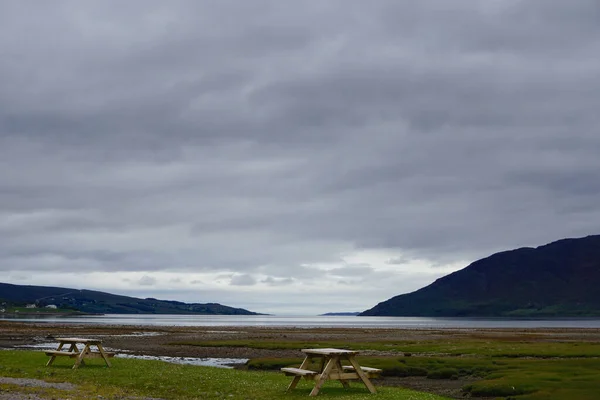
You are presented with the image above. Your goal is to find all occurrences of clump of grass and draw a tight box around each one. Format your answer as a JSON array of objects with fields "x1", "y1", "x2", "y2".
[
  {"x1": 427, "y1": 368, "x2": 459, "y2": 380},
  {"x1": 380, "y1": 364, "x2": 429, "y2": 377},
  {"x1": 463, "y1": 380, "x2": 536, "y2": 397},
  {"x1": 245, "y1": 357, "x2": 303, "y2": 370}
]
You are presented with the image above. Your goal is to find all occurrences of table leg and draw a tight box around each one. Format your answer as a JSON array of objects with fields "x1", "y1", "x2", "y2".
[
  {"x1": 96, "y1": 343, "x2": 112, "y2": 367},
  {"x1": 73, "y1": 344, "x2": 91, "y2": 369},
  {"x1": 286, "y1": 356, "x2": 311, "y2": 392},
  {"x1": 335, "y1": 358, "x2": 350, "y2": 388},
  {"x1": 46, "y1": 342, "x2": 65, "y2": 367},
  {"x1": 310, "y1": 357, "x2": 336, "y2": 396},
  {"x1": 347, "y1": 356, "x2": 377, "y2": 394}
]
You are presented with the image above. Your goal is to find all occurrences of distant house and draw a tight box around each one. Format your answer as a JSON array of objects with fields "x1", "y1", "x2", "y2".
[
  {"x1": 0, "y1": 308, "x2": 5, "y2": 313},
  {"x1": 46, "y1": 304, "x2": 58, "y2": 309},
  {"x1": 26, "y1": 304, "x2": 36, "y2": 308}
]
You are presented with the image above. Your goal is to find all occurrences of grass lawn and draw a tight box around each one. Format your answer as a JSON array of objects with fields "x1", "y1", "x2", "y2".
[{"x1": 0, "y1": 350, "x2": 448, "y2": 400}]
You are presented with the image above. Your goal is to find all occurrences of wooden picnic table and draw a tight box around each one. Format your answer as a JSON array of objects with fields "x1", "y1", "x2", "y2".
[
  {"x1": 281, "y1": 348, "x2": 381, "y2": 396},
  {"x1": 45, "y1": 337, "x2": 114, "y2": 369}
]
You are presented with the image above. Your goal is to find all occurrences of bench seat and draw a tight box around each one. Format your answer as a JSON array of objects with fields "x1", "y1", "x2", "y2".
[
  {"x1": 342, "y1": 365, "x2": 382, "y2": 378},
  {"x1": 45, "y1": 351, "x2": 79, "y2": 358},
  {"x1": 45, "y1": 350, "x2": 115, "y2": 358},
  {"x1": 281, "y1": 367, "x2": 318, "y2": 377}
]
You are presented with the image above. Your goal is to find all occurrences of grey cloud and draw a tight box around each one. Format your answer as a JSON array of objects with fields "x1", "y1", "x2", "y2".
[
  {"x1": 137, "y1": 276, "x2": 157, "y2": 286},
  {"x1": 230, "y1": 274, "x2": 257, "y2": 286},
  {"x1": 261, "y1": 277, "x2": 294, "y2": 286},
  {"x1": 1, "y1": 1, "x2": 599, "y2": 312},
  {"x1": 386, "y1": 257, "x2": 413, "y2": 265},
  {"x1": 327, "y1": 265, "x2": 374, "y2": 277}
]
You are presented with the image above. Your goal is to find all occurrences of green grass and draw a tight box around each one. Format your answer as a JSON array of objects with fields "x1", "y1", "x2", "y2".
[
  {"x1": 249, "y1": 355, "x2": 600, "y2": 398},
  {"x1": 462, "y1": 358, "x2": 600, "y2": 400},
  {"x1": 173, "y1": 338, "x2": 600, "y2": 358},
  {"x1": 228, "y1": 337, "x2": 600, "y2": 400},
  {"x1": 0, "y1": 350, "x2": 448, "y2": 400}
]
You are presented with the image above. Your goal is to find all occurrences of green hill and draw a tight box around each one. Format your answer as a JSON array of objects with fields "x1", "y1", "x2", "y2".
[
  {"x1": 0, "y1": 282, "x2": 261, "y2": 315},
  {"x1": 361, "y1": 234, "x2": 600, "y2": 317}
]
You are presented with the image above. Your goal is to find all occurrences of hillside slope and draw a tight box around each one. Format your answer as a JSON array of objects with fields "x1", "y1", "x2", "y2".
[
  {"x1": 0, "y1": 282, "x2": 260, "y2": 315},
  {"x1": 361, "y1": 234, "x2": 600, "y2": 317}
]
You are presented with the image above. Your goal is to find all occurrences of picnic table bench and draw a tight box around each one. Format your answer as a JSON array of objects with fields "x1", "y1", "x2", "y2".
[
  {"x1": 281, "y1": 348, "x2": 381, "y2": 396},
  {"x1": 45, "y1": 338, "x2": 114, "y2": 369}
]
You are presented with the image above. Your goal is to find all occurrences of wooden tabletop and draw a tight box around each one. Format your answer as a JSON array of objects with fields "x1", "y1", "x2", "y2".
[
  {"x1": 54, "y1": 338, "x2": 102, "y2": 344},
  {"x1": 301, "y1": 348, "x2": 359, "y2": 356}
]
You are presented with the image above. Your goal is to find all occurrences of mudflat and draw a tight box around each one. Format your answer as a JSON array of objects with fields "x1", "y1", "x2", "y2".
[{"x1": 3, "y1": 321, "x2": 600, "y2": 358}]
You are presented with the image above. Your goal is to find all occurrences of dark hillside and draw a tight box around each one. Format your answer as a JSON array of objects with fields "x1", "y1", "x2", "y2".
[
  {"x1": 361, "y1": 235, "x2": 600, "y2": 317},
  {"x1": 0, "y1": 282, "x2": 260, "y2": 315}
]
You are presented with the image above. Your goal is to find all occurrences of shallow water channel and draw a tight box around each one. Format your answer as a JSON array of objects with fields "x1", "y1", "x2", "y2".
[{"x1": 13, "y1": 338, "x2": 248, "y2": 369}]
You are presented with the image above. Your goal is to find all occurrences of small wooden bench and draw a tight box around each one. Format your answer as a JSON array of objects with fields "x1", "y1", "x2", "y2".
[
  {"x1": 44, "y1": 351, "x2": 79, "y2": 358},
  {"x1": 45, "y1": 350, "x2": 115, "y2": 359},
  {"x1": 342, "y1": 365, "x2": 382, "y2": 378},
  {"x1": 281, "y1": 367, "x2": 318, "y2": 378}
]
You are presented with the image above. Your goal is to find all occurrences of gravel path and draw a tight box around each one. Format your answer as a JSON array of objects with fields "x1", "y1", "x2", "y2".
[
  {"x1": 0, "y1": 377, "x2": 75, "y2": 400},
  {"x1": 0, "y1": 392, "x2": 46, "y2": 400},
  {"x1": 0, "y1": 377, "x2": 76, "y2": 390},
  {"x1": 0, "y1": 377, "x2": 165, "y2": 400}
]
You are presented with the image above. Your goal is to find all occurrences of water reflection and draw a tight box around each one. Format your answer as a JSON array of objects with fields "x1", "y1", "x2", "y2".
[
  {"x1": 116, "y1": 354, "x2": 247, "y2": 368},
  {"x1": 2, "y1": 314, "x2": 600, "y2": 328}
]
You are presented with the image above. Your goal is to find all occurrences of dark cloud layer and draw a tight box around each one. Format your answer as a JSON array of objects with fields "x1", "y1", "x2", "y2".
[{"x1": 1, "y1": 1, "x2": 599, "y2": 312}]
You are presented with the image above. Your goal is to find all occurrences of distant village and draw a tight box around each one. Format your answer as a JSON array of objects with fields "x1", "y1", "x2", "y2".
[{"x1": 0, "y1": 302, "x2": 59, "y2": 313}]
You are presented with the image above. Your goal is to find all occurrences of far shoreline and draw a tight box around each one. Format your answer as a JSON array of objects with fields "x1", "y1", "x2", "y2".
[{"x1": 3, "y1": 313, "x2": 600, "y2": 330}]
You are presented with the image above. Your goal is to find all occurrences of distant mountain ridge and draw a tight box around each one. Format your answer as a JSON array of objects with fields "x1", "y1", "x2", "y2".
[
  {"x1": 0, "y1": 282, "x2": 260, "y2": 315},
  {"x1": 361, "y1": 234, "x2": 600, "y2": 317}
]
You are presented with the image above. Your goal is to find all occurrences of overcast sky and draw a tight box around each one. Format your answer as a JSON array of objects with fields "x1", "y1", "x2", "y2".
[{"x1": 1, "y1": 1, "x2": 599, "y2": 315}]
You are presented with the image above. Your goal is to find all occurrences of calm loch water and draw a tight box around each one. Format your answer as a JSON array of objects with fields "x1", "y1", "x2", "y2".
[{"x1": 3, "y1": 314, "x2": 600, "y2": 328}]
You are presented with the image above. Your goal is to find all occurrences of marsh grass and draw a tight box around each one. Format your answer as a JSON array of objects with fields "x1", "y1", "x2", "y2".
[
  {"x1": 174, "y1": 338, "x2": 600, "y2": 358},
  {"x1": 237, "y1": 339, "x2": 600, "y2": 399},
  {"x1": 0, "y1": 351, "x2": 447, "y2": 399}
]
